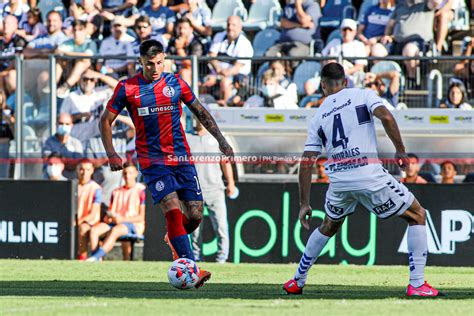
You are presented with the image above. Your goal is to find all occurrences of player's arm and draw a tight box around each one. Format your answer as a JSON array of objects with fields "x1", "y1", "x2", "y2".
[
  {"x1": 99, "y1": 109, "x2": 124, "y2": 171},
  {"x1": 187, "y1": 98, "x2": 234, "y2": 157},
  {"x1": 299, "y1": 150, "x2": 320, "y2": 230},
  {"x1": 373, "y1": 106, "x2": 408, "y2": 169}
]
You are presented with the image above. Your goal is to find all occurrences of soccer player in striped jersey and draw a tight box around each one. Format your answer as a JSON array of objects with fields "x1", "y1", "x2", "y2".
[
  {"x1": 283, "y1": 63, "x2": 443, "y2": 297},
  {"x1": 100, "y1": 39, "x2": 233, "y2": 288}
]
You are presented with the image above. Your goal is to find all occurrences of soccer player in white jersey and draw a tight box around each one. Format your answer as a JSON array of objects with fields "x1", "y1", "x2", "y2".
[{"x1": 283, "y1": 63, "x2": 443, "y2": 297}]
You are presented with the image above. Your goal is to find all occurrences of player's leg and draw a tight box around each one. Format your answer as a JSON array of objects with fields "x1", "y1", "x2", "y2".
[
  {"x1": 290, "y1": 216, "x2": 344, "y2": 290},
  {"x1": 89, "y1": 223, "x2": 112, "y2": 253},
  {"x1": 77, "y1": 222, "x2": 92, "y2": 260},
  {"x1": 121, "y1": 241, "x2": 132, "y2": 261},
  {"x1": 357, "y1": 176, "x2": 443, "y2": 296},
  {"x1": 160, "y1": 192, "x2": 196, "y2": 260},
  {"x1": 182, "y1": 200, "x2": 204, "y2": 234},
  {"x1": 178, "y1": 165, "x2": 205, "y2": 235},
  {"x1": 89, "y1": 224, "x2": 129, "y2": 261},
  {"x1": 400, "y1": 199, "x2": 443, "y2": 296},
  {"x1": 284, "y1": 188, "x2": 356, "y2": 294}
]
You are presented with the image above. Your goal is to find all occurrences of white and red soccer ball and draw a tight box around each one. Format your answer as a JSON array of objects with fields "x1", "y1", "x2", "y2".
[{"x1": 168, "y1": 258, "x2": 200, "y2": 290}]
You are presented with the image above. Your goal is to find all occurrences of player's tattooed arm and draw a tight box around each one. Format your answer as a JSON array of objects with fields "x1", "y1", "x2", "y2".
[
  {"x1": 298, "y1": 150, "x2": 319, "y2": 230},
  {"x1": 188, "y1": 98, "x2": 234, "y2": 157}
]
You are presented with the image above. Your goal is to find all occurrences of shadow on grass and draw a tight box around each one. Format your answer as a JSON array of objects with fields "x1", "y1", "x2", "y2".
[{"x1": 0, "y1": 281, "x2": 472, "y2": 300}]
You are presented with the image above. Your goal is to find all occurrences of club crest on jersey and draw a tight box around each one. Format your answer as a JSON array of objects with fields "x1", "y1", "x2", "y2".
[
  {"x1": 155, "y1": 181, "x2": 165, "y2": 192},
  {"x1": 163, "y1": 86, "x2": 176, "y2": 97}
]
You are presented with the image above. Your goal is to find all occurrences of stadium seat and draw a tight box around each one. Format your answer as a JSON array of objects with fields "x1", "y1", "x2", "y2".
[
  {"x1": 257, "y1": 62, "x2": 270, "y2": 80},
  {"x1": 326, "y1": 29, "x2": 342, "y2": 44},
  {"x1": 319, "y1": 0, "x2": 357, "y2": 29},
  {"x1": 292, "y1": 61, "x2": 321, "y2": 95},
  {"x1": 117, "y1": 234, "x2": 144, "y2": 261},
  {"x1": 37, "y1": 0, "x2": 66, "y2": 22},
  {"x1": 242, "y1": 0, "x2": 282, "y2": 31},
  {"x1": 370, "y1": 60, "x2": 405, "y2": 92},
  {"x1": 24, "y1": 125, "x2": 41, "y2": 153},
  {"x1": 357, "y1": 0, "x2": 378, "y2": 24},
  {"x1": 210, "y1": 0, "x2": 247, "y2": 31},
  {"x1": 253, "y1": 28, "x2": 280, "y2": 56},
  {"x1": 449, "y1": 2, "x2": 470, "y2": 31}
]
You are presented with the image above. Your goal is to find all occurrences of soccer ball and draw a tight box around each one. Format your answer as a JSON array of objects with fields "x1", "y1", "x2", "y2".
[{"x1": 167, "y1": 258, "x2": 200, "y2": 290}]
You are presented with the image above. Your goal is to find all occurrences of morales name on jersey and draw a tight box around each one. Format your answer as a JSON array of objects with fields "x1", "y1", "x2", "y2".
[{"x1": 106, "y1": 72, "x2": 196, "y2": 169}]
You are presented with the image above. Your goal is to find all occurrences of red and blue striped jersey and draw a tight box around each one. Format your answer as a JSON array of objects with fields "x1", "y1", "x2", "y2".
[{"x1": 106, "y1": 72, "x2": 196, "y2": 169}]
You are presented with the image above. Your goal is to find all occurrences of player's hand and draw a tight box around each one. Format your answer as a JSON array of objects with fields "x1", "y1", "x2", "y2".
[
  {"x1": 299, "y1": 204, "x2": 312, "y2": 230},
  {"x1": 219, "y1": 141, "x2": 234, "y2": 159},
  {"x1": 108, "y1": 153, "x2": 124, "y2": 171},
  {"x1": 395, "y1": 152, "x2": 409, "y2": 171}
]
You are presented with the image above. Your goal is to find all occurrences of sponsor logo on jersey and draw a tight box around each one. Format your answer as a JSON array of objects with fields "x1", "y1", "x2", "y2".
[
  {"x1": 372, "y1": 198, "x2": 396, "y2": 215},
  {"x1": 265, "y1": 114, "x2": 285, "y2": 123},
  {"x1": 137, "y1": 105, "x2": 177, "y2": 116},
  {"x1": 163, "y1": 86, "x2": 176, "y2": 97},
  {"x1": 322, "y1": 99, "x2": 352, "y2": 118},
  {"x1": 429, "y1": 115, "x2": 449, "y2": 124}
]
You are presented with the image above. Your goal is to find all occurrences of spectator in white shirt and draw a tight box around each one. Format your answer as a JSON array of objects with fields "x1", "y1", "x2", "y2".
[
  {"x1": 97, "y1": 15, "x2": 134, "y2": 77},
  {"x1": 204, "y1": 16, "x2": 253, "y2": 104},
  {"x1": 322, "y1": 19, "x2": 367, "y2": 85},
  {"x1": 60, "y1": 69, "x2": 119, "y2": 145}
]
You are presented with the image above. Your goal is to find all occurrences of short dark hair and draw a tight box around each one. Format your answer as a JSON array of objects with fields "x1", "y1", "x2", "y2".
[
  {"x1": 72, "y1": 19, "x2": 86, "y2": 29},
  {"x1": 46, "y1": 10, "x2": 63, "y2": 21},
  {"x1": 407, "y1": 153, "x2": 419, "y2": 162},
  {"x1": 48, "y1": 152, "x2": 63, "y2": 160},
  {"x1": 441, "y1": 160, "x2": 458, "y2": 172},
  {"x1": 123, "y1": 161, "x2": 137, "y2": 169},
  {"x1": 134, "y1": 15, "x2": 150, "y2": 27},
  {"x1": 176, "y1": 17, "x2": 192, "y2": 26},
  {"x1": 139, "y1": 39, "x2": 164, "y2": 57},
  {"x1": 321, "y1": 63, "x2": 345, "y2": 81}
]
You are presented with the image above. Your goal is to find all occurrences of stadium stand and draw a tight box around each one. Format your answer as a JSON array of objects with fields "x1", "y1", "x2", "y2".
[
  {"x1": 0, "y1": 0, "x2": 472, "y2": 185},
  {"x1": 242, "y1": 0, "x2": 281, "y2": 31}
]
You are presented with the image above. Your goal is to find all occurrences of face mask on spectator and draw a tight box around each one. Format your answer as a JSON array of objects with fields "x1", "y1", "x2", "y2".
[
  {"x1": 57, "y1": 123, "x2": 72, "y2": 135},
  {"x1": 47, "y1": 164, "x2": 63, "y2": 178},
  {"x1": 261, "y1": 84, "x2": 277, "y2": 97}
]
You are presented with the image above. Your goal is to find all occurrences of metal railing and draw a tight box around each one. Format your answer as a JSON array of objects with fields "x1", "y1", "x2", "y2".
[{"x1": 3, "y1": 54, "x2": 474, "y2": 179}]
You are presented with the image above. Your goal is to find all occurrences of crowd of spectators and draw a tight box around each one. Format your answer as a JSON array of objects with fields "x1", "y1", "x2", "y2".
[{"x1": 0, "y1": 0, "x2": 472, "y2": 174}]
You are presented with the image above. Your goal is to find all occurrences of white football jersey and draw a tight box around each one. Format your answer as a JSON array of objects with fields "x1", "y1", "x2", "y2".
[{"x1": 305, "y1": 88, "x2": 389, "y2": 191}]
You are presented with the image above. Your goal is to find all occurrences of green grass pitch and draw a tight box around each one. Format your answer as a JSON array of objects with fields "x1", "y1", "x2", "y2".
[{"x1": 0, "y1": 260, "x2": 473, "y2": 315}]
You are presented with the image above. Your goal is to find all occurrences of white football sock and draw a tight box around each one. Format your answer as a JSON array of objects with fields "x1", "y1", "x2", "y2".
[
  {"x1": 293, "y1": 228, "x2": 330, "y2": 287},
  {"x1": 407, "y1": 225, "x2": 428, "y2": 288}
]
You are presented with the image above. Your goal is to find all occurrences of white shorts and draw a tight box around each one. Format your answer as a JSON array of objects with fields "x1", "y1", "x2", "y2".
[{"x1": 324, "y1": 174, "x2": 415, "y2": 221}]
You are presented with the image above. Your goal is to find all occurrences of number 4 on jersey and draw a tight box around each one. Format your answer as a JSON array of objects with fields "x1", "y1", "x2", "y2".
[{"x1": 332, "y1": 114, "x2": 349, "y2": 149}]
